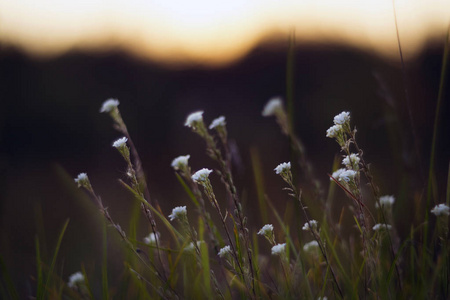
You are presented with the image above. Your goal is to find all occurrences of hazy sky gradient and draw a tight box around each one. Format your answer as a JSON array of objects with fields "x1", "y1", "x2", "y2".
[{"x1": 0, "y1": 0, "x2": 449, "y2": 65}]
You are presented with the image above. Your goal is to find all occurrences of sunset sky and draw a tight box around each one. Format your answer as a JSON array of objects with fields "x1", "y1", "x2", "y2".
[{"x1": 0, "y1": 0, "x2": 449, "y2": 65}]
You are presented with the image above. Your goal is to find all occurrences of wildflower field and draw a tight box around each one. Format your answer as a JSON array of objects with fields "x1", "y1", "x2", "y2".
[{"x1": 1, "y1": 35, "x2": 449, "y2": 300}]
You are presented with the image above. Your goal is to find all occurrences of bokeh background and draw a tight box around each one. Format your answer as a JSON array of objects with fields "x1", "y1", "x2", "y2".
[{"x1": 0, "y1": 0, "x2": 449, "y2": 297}]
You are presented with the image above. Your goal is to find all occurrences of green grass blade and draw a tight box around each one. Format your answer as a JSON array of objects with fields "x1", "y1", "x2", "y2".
[
  {"x1": 250, "y1": 147, "x2": 269, "y2": 224},
  {"x1": 0, "y1": 255, "x2": 19, "y2": 300},
  {"x1": 81, "y1": 265, "x2": 94, "y2": 299},
  {"x1": 119, "y1": 179, "x2": 182, "y2": 242},
  {"x1": 41, "y1": 219, "x2": 70, "y2": 300},
  {"x1": 198, "y1": 218, "x2": 212, "y2": 297},
  {"x1": 175, "y1": 173, "x2": 199, "y2": 207},
  {"x1": 35, "y1": 236, "x2": 43, "y2": 299}
]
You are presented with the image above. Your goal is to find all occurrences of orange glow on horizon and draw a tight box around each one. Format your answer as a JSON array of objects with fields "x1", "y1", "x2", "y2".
[{"x1": 0, "y1": 0, "x2": 449, "y2": 66}]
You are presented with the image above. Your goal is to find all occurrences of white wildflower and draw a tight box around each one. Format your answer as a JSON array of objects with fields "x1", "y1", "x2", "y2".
[
  {"x1": 378, "y1": 195, "x2": 395, "y2": 208},
  {"x1": 430, "y1": 203, "x2": 450, "y2": 216},
  {"x1": 218, "y1": 245, "x2": 232, "y2": 258},
  {"x1": 330, "y1": 168, "x2": 346, "y2": 181},
  {"x1": 258, "y1": 224, "x2": 274, "y2": 236},
  {"x1": 185, "y1": 111, "x2": 204, "y2": 128},
  {"x1": 100, "y1": 98, "x2": 120, "y2": 113},
  {"x1": 303, "y1": 240, "x2": 319, "y2": 252},
  {"x1": 333, "y1": 111, "x2": 350, "y2": 125},
  {"x1": 185, "y1": 241, "x2": 203, "y2": 252},
  {"x1": 271, "y1": 243, "x2": 286, "y2": 256},
  {"x1": 168, "y1": 206, "x2": 187, "y2": 221},
  {"x1": 317, "y1": 297, "x2": 328, "y2": 300},
  {"x1": 112, "y1": 137, "x2": 128, "y2": 148},
  {"x1": 342, "y1": 153, "x2": 360, "y2": 168},
  {"x1": 373, "y1": 223, "x2": 392, "y2": 231},
  {"x1": 171, "y1": 155, "x2": 190, "y2": 170},
  {"x1": 144, "y1": 232, "x2": 160, "y2": 245},
  {"x1": 209, "y1": 116, "x2": 226, "y2": 130},
  {"x1": 192, "y1": 168, "x2": 213, "y2": 183},
  {"x1": 302, "y1": 220, "x2": 318, "y2": 231},
  {"x1": 68, "y1": 271, "x2": 84, "y2": 288},
  {"x1": 74, "y1": 173, "x2": 88, "y2": 187},
  {"x1": 262, "y1": 97, "x2": 283, "y2": 116},
  {"x1": 274, "y1": 162, "x2": 291, "y2": 175},
  {"x1": 338, "y1": 169, "x2": 357, "y2": 183},
  {"x1": 326, "y1": 124, "x2": 343, "y2": 138}
]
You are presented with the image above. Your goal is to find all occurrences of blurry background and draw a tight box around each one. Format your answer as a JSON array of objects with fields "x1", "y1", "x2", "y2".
[{"x1": 0, "y1": 0, "x2": 449, "y2": 297}]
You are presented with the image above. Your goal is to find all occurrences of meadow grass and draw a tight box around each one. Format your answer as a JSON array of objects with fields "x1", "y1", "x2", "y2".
[{"x1": 1, "y1": 28, "x2": 449, "y2": 300}]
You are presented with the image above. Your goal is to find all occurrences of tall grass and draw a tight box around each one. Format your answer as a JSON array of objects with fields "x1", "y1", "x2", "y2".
[{"x1": 49, "y1": 80, "x2": 449, "y2": 299}]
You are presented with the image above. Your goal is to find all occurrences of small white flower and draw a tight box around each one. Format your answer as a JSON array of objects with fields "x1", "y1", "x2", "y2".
[
  {"x1": 430, "y1": 203, "x2": 450, "y2": 216},
  {"x1": 74, "y1": 173, "x2": 88, "y2": 186},
  {"x1": 218, "y1": 245, "x2": 231, "y2": 258},
  {"x1": 168, "y1": 206, "x2": 187, "y2": 221},
  {"x1": 317, "y1": 297, "x2": 328, "y2": 300},
  {"x1": 378, "y1": 195, "x2": 395, "y2": 207},
  {"x1": 209, "y1": 116, "x2": 226, "y2": 129},
  {"x1": 171, "y1": 155, "x2": 190, "y2": 170},
  {"x1": 68, "y1": 271, "x2": 84, "y2": 288},
  {"x1": 185, "y1": 111, "x2": 204, "y2": 128},
  {"x1": 302, "y1": 220, "x2": 318, "y2": 231},
  {"x1": 372, "y1": 223, "x2": 392, "y2": 231},
  {"x1": 257, "y1": 224, "x2": 274, "y2": 236},
  {"x1": 330, "y1": 168, "x2": 346, "y2": 181},
  {"x1": 274, "y1": 162, "x2": 291, "y2": 174},
  {"x1": 144, "y1": 232, "x2": 160, "y2": 245},
  {"x1": 342, "y1": 153, "x2": 360, "y2": 167},
  {"x1": 262, "y1": 97, "x2": 283, "y2": 116},
  {"x1": 185, "y1": 241, "x2": 203, "y2": 251},
  {"x1": 326, "y1": 124, "x2": 343, "y2": 138},
  {"x1": 112, "y1": 137, "x2": 128, "y2": 148},
  {"x1": 333, "y1": 111, "x2": 350, "y2": 125},
  {"x1": 338, "y1": 169, "x2": 357, "y2": 183},
  {"x1": 192, "y1": 168, "x2": 213, "y2": 183},
  {"x1": 271, "y1": 243, "x2": 286, "y2": 256},
  {"x1": 303, "y1": 240, "x2": 319, "y2": 252},
  {"x1": 100, "y1": 98, "x2": 120, "y2": 113}
]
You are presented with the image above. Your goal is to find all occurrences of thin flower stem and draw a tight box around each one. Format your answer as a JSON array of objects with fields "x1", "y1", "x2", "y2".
[
  {"x1": 202, "y1": 184, "x2": 254, "y2": 299},
  {"x1": 350, "y1": 133, "x2": 403, "y2": 290},
  {"x1": 82, "y1": 186, "x2": 177, "y2": 297},
  {"x1": 111, "y1": 112, "x2": 167, "y2": 281},
  {"x1": 204, "y1": 133, "x2": 257, "y2": 297},
  {"x1": 287, "y1": 182, "x2": 344, "y2": 298}
]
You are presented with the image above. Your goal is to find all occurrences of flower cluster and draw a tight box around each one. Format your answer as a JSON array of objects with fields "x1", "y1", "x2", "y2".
[
  {"x1": 262, "y1": 97, "x2": 283, "y2": 117},
  {"x1": 376, "y1": 195, "x2": 395, "y2": 209},
  {"x1": 326, "y1": 111, "x2": 351, "y2": 147},
  {"x1": 372, "y1": 223, "x2": 392, "y2": 231},
  {"x1": 209, "y1": 116, "x2": 226, "y2": 130},
  {"x1": 258, "y1": 224, "x2": 274, "y2": 236},
  {"x1": 271, "y1": 243, "x2": 286, "y2": 256},
  {"x1": 430, "y1": 203, "x2": 450, "y2": 216},
  {"x1": 144, "y1": 232, "x2": 160, "y2": 245},
  {"x1": 218, "y1": 245, "x2": 232, "y2": 258},
  {"x1": 68, "y1": 271, "x2": 85, "y2": 289},
  {"x1": 274, "y1": 162, "x2": 293, "y2": 185},
  {"x1": 192, "y1": 168, "x2": 213, "y2": 184},
  {"x1": 74, "y1": 173, "x2": 89, "y2": 188},
  {"x1": 168, "y1": 206, "x2": 187, "y2": 222},
  {"x1": 171, "y1": 155, "x2": 190, "y2": 172},
  {"x1": 302, "y1": 220, "x2": 318, "y2": 231},
  {"x1": 185, "y1": 241, "x2": 203, "y2": 252},
  {"x1": 303, "y1": 240, "x2": 319, "y2": 252},
  {"x1": 342, "y1": 153, "x2": 360, "y2": 170},
  {"x1": 100, "y1": 98, "x2": 120, "y2": 113},
  {"x1": 185, "y1": 111, "x2": 204, "y2": 128}
]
